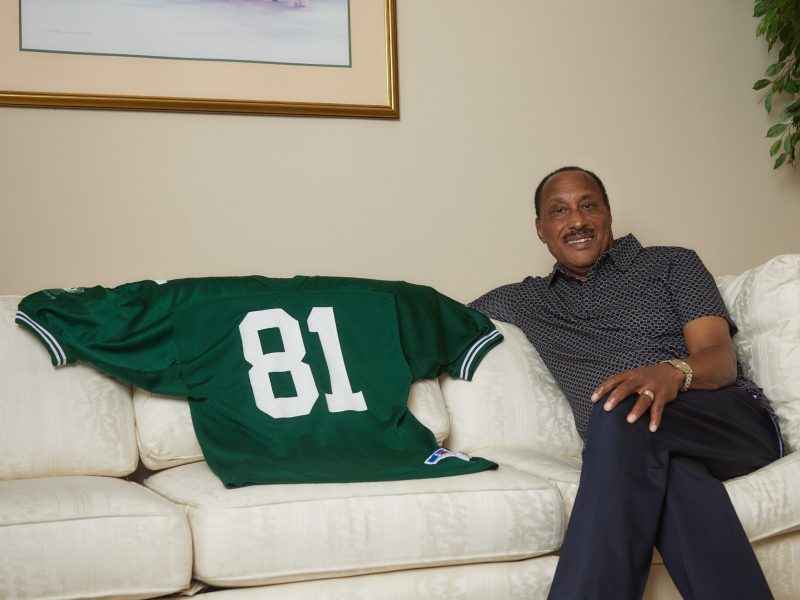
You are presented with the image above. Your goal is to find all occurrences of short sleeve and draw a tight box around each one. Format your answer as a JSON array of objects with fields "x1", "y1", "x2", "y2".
[
  {"x1": 468, "y1": 283, "x2": 521, "y2": 324},
  {"x1": 667, "y1": 249, "x2": 736, "y2": 334},
  {"x1": 15, "y1": 281, "x2": 188, "y2": 396},
  {"x1": 395, "y1": 284, "x2": 503, "y2": 381}
]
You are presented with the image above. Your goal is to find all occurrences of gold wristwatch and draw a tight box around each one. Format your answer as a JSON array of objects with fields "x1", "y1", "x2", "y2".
[{"x1": 661, "y1": 358, "x2": 693, "y2": 392}]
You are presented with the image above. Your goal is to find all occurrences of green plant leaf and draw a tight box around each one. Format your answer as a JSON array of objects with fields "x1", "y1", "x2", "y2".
[
  {"x1": 778, "y1": 99, "x2": 800, "y2": 123},
  {"x1": 779, "y1": 24, "x2": 794, "y2": 45},
  {"x1": 766, "y1": 61, "x2": 785, "y2": 76},
  {"x1": 783, "y1": 27, "x2": 797, "y2": 47},
  {"x1": 776, "y1": 98, "x2": 800, "y2": 121},
  {"x1": 784, "y1": 133, "x2": 794, "y2": 153},
  {"x1": 767, "y1": 123, "x2": 788, "y2": 137},
  {"x1": 753, "y1": 0, "x2": 800, "y2": 170},
  {"x1": 783, "y1": 133, "x2": 800, "y2": 165},
  {"x1": 766, "y1": 6, "x2": 779, "y2": 23},
  {"x1": 785, "y1": 79, "x2": 800, "y2": 93},
  {"x1": 754, "y1": 0, "x2": 770, "y2": 17},
  {"x1": 766, "y1": 12, "x2": 782, "y2": 47},
  {"x1": 753, "y1": 78, "x2": 772, "y2": 90},
  {"x1": 785, "y1": 97, "x2": 800, "y2": 113}
]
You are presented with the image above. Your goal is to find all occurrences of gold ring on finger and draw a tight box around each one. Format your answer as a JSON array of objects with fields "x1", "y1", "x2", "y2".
[{"x1": 642, "y1": 389, "x2": 655, "y2": 401}]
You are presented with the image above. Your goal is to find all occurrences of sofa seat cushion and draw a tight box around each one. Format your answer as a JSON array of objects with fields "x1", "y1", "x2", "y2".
[
  {"x1": 642, "y1": 532, "x2": 800, "y2": 599},
  {"x1": 184, "y1": 557, "x2": 559, "y2": 600},
  {"x1": 0, "y1": 475, "x2": 192, "y2": 600},
  {"x1": 145, "y1": 461, "x2": 563, "y2": 587},
  {"x1": 477, "y1": 446, "x2": 582, "y2": 520},
  {"x1": 724, "y1": 451, "x2": 800, "y2": 543},
  {"x1": 480, "y1": 446, "x2": 800, "y2": 549}
]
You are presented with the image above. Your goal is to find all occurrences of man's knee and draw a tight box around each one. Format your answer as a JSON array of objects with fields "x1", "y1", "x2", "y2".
[{"x1": 585, "y1": 395, "x2": 652, "y2": 456}]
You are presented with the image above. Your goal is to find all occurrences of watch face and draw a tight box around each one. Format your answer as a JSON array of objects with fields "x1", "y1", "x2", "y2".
[{"x1": 671, "y1": 359, "x2": 691, "y2": 374}]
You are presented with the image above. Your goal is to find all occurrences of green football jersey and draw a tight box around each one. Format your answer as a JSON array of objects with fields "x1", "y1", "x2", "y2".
[{"x1": 16, "y1": 276, "x2": 502, "y2": 487}]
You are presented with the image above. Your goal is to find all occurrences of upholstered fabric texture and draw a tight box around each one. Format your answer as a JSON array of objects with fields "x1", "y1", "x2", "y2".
[
  {"x1": 0, "y1": 296, "x2": 138, "y2": 479},
  {"x1": 441, "y1": 320, "x2": 583, "y2": 458},
  {"x1": 182, "y1": 557, "x2": 559, "y2": 600},
  {"x1": 0, "y1": 476, "x2": 192, "y2": 600},
  {"x1": 477, "y1": 446, "x2": 582, "y2": 522},
  {"x1": 135, "y1": 378, "x2": 451, "y2": 470},
  {"x1": 716, "y1": 254, "x2": 800, "y2": 453},
  {"x1": 478, "y1": 445, "x2": 800, "y2": 548},
  {"x1": 643, "y1": 533, "x2": 800, "y2": 600},
  {"x1": 145, "y1": 461, "x2": 563, "y2": 587},
  {"x1": 133, "y1": 389, "x2": 204, "y2": 471}
]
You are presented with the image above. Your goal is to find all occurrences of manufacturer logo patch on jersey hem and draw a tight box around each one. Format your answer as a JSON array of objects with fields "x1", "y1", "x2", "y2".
[{"x1": 424, "y1": 447, "x2": 471, "y2": 465}]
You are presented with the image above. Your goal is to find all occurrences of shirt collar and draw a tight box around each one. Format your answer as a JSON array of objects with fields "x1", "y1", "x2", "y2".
[{"x1": 547, "y1": 234, "x2": 642, "y2": 285}]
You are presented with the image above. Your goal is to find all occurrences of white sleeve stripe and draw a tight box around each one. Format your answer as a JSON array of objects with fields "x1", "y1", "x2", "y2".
[
  {"x1": 15, "y1": 311, "x2": 67, "y2": 366},
  {"x1": 460, "y1": 329, "x2": 501, "y2": 379}
]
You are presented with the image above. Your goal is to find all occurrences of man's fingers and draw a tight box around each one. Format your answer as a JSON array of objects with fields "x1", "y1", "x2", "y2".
[
  {"x1": 603, "y1": 381, "x2": 639, "y2": 411},
  {"x1": 649, "y1": 401, "x2": 664, "y2": 432},
  {"x1": 592, "y1": 375, "x2": 623, "y2": 403},
  {"x1": 625, "y1": 392, "x2": 655, "y2": 423}
]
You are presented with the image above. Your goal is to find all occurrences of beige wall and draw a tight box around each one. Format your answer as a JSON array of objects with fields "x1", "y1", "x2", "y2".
[{"x1": 2, "y1": 0, "x2": 799, "y2": 302}]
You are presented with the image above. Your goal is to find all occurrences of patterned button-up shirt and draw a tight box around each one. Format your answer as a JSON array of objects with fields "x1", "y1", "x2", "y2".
[{"x1": 470, "y1": 234, "x2": 779, "y2": 445}]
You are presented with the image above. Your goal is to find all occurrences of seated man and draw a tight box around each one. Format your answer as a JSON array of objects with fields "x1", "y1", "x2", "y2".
[{"x1": 470, "y1": 166, "x2": 784, "y2": 600}]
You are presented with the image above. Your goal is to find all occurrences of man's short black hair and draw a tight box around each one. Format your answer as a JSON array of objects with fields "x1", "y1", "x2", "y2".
[{"x1": 534, "y1": 166, "x2": 609, "y2": 218}]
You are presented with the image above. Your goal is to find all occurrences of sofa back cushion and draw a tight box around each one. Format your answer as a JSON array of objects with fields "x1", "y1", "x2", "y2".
[
  {"x1": 441, "y1": 320, "x2": 583, "y2": 457},
  {"x1": 716, "y1": 254, "x2": 800, "y2": 453},
  {"x1": 135, "y1": 379, "x2": 451, "y2": 470},
  {"x1": 0, "y1": 296, "x2": 138, "y2": 479}
]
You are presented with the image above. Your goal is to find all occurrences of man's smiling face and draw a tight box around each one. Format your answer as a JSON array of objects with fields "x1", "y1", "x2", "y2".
[{"x1": 535, "y1": 170, "x2": 614, "y2": 280}]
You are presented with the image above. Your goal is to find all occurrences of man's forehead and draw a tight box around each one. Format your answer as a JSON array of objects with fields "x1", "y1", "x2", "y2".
[{"x1": 541, "y1": 170, "x2": 601, "y2": 199}]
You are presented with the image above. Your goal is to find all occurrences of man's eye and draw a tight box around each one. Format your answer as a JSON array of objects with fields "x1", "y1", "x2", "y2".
[
  {"x1": 582, "y1": 203, "x2": 597, "y2": 210},
  {"x1": 552, "y1": 207, "x2": 566, "y2": 215}
]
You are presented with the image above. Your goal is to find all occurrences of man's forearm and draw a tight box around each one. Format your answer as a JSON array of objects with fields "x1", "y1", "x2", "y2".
[
  {"x1": 679, "y1": 315, "x2": 739, "y2": 392},
  {"x1": 680, "y1": 343, "x2": 738, "y2": 391}
]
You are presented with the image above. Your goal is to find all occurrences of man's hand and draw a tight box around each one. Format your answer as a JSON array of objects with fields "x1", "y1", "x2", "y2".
[
  {"x1": 591, "y1": 363, "x2": 684, "y2": 432},
  {"x1": 590, "y1": 316, "x2": 738, "y2": 433}
]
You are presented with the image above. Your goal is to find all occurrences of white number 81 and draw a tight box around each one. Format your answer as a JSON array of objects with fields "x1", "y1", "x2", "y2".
[{"x1": 239, "y1": 307, "x2": 367, "y2": 418}]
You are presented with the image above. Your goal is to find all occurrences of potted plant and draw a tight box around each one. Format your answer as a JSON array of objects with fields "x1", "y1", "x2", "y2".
[{"x1": 753, "y1": 0, "x2": 800, "y2": 169}]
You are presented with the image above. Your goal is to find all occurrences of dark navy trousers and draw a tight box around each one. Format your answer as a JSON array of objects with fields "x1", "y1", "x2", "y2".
[{"x1": 547, "y1": 386, "x2": 781, "y2": 600}]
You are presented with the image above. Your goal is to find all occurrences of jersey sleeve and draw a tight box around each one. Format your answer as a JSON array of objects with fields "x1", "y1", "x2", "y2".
[
  {"x1": 666, "y1": 248, "x2": 737, "y2": 334},
  {"x1": 395, "y1": 283, "x2": 503, "y2": 381},
  {"x1": 15, "y1": 281, "x2": 189, "y2": 397}
]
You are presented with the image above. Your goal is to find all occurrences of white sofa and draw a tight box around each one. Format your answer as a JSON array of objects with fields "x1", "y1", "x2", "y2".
[{"x1": 1, "y1": 255, "x2": 799, "y2": 600}]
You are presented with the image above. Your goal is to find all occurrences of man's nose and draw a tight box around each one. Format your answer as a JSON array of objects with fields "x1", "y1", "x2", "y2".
[{"x1": 567, "y1": 207, "x2": 586, "y2": 229}]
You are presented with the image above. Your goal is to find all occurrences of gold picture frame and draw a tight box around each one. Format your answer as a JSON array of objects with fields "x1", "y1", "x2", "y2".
[{"x1": 0, "y1": 0, "x2": 398, "y2": 119}]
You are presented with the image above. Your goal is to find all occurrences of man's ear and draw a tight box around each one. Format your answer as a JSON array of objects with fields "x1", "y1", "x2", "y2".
[{"x1": 535, "y1": 218, "x2": 545, "y2": 242}]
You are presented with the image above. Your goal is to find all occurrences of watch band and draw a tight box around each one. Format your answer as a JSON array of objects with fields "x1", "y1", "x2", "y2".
[{"x1": 661, "y1": 358, "x2": 693, "y2": 392}]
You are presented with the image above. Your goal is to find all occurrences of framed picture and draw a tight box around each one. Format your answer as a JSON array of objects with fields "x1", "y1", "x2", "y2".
[{"x1": 0, "y1": 0, "x2": 398, "y2": 119}]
